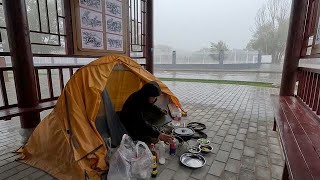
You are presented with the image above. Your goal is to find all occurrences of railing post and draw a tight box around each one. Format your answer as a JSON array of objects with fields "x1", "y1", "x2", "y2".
[
  {"x1": 3, "y1": 0, "x2": 40, "y2": 128},
  {"x1": 172, "y1": 51, "x2": 176, "y2": 65},
  {"x1": 280, "y1": 0, "x2": 309, "y2": 96},
  {"x1": 219, "y1": 51, "x2": 224, "y2": 65},
  {"x1": 258, "y1": 51, "x2": 262, "y2": 66}
]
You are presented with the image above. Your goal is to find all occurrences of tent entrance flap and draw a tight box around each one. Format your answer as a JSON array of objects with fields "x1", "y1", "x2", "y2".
[{"x1": 95, "y1": 89, "x2": 127, "y2": 147}]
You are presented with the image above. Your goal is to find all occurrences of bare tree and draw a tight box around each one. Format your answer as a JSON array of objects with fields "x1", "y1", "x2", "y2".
[
  {"x1": 255, "y1": 5, "x2": 267, "y2": 28},
  {"x1": 210, "y1": 41, "x2": 229, "y2": 52},
  {"x1": 247, "y1": 0, "x2": 290, "y2": 63}
]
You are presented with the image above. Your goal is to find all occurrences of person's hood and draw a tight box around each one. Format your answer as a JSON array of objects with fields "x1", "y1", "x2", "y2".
[{"x1": 138, "y1": 81, "x2": 161, "y2": 97}]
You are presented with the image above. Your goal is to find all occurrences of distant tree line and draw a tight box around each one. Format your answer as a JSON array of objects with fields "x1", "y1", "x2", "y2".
[{"x1": 246, "y1": 0, "x2": 290, "y2": 64}]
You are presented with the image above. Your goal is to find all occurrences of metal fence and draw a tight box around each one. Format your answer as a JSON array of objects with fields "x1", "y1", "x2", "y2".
[{"x1": 154, "y1": 50, "x2": 260, "y2": 65}]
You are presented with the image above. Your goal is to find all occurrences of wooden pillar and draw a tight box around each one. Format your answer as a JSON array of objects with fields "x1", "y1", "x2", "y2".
[
  {"x1": 3, "y1": 0, "x2": 40, "y2": 128},
  {"x1": 64, "y1": 0, "x2": 74, "y2": 55},
  {"x1": 280, "y1": 0, "x2": 309, "y2": 96},
  {"x1": 145, "y1": 0, "x2": 154, "y2": 74}
]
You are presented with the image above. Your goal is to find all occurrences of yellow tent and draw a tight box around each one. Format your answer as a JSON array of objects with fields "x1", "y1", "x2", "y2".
[{"x1": 17, "y1": 55, "x2": 183, "y2": 179}]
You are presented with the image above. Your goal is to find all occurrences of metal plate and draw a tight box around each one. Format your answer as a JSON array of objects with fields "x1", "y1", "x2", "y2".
[
  {"x1": 180, "y1": 153, "x2": 206, "y2": 168},
  {"x1": 188, "y1": 146, "x2": 201, "y2": 154},
  {"x1": 192, "y1": 131, "x2": 208, "y2": 139}
]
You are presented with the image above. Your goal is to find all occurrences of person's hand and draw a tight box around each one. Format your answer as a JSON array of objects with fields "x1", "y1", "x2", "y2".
[
  {"x1": 159, "y1": 133, "x2": 174, "y2": 144},
  {"x1": 161, "y1": 109, "x2": 168, "y2": 115}
]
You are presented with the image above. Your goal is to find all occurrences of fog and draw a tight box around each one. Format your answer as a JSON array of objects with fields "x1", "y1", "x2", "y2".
[{"x1": 154, "y1": 0, "x2": 269, "y2": 51}]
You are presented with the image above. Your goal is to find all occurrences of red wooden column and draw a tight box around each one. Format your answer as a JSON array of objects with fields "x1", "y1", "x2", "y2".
[
  {"x1": 280, "y1": 0, "x2": 309, "y2": 96},
  {"x1": 145, "y1": 0, "x2": 154, "y2": 74},
  {"x1": 64, "y1": 0, "x2": 74, "y2": 55},
  {"x1": 3, "y1": 0, "x2": 40, "y2": 128}
]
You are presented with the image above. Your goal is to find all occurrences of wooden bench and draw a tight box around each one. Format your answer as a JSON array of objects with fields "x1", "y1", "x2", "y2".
[{"x1": 271, "y1": 95, "x2": 320, "y2": 179}]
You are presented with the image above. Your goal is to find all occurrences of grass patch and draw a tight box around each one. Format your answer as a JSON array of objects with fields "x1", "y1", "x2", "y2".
[
  {"x1": 158, "y1": 77, "x2": 275, "y2": 88},
  {"x1": 6, "y1": 72, "x2": 275, "y2": 88}
]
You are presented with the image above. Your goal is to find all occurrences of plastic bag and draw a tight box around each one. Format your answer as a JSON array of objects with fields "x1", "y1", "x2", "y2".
[{"x1": 107, "y1": 134, "x2": 153, "y2": 180}]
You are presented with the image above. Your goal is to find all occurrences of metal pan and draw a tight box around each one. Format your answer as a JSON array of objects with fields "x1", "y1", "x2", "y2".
[
  {"x1": 187, "y1": 122, "x2": 206, "y2": 132},
  {"x1": 180, "y1": 153, "x2": 206, "y2": 168},
  {"x1": 173, "y1": 127, "x2": 195, "y2": 142}
]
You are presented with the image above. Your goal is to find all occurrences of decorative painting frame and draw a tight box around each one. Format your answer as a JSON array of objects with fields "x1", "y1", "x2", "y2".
[{"x1": 70, "y1": 0, "x2": 129, "y2": 56}]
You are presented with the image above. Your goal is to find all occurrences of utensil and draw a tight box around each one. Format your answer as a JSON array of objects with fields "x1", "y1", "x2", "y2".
[
  {"x1": 188, "y1": 146, "x2": 201, "y2": 154},
  {"x1": 191, "y1": 131, "x2": 208, "y2": 139},
  {"x1": 197, "y1": 138, "x2": 210, "y2": 146},
  {"x1": 173, "y1": 127, "x2": 195, "y2": 142},
  {"x1": 187, "y1": 122, "x2": 206, "y2": 132},
  {"x1": 180, "y1": 153, "x2": 206, "y2": 168},
  {"x1": 199, "y1": 144, "x2": 213, "y2": 153}
]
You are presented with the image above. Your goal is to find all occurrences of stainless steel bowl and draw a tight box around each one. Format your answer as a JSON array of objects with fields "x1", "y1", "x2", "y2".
[
  {"x1": 199, "y1": 144, "x2": 213, "y2": 153},
  {"x1": 188, "y1": 146, "x2": 201, "y2": 154},
  {"x1": 180, "y1": 153, "x2": 206, "y2": 168}
]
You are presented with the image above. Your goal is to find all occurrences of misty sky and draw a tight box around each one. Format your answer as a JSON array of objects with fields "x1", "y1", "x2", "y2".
[{"x1": 154, "y1": 0, "x2": 272, "y2": 51}]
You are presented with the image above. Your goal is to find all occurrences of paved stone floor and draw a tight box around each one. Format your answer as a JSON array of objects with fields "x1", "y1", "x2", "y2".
[{"x1": 0, "y1": 82, "x2": 283, "y2": 179}]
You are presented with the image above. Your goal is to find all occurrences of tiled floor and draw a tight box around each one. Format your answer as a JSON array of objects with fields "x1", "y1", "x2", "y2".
[{"x1": 0, "y1": 82, "x2": 283, "y2": 179}]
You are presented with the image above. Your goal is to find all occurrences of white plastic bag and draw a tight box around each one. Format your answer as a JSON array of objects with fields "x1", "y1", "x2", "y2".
[{"x1": 107, "y1": 134, "x2": 153, "y2": 180}]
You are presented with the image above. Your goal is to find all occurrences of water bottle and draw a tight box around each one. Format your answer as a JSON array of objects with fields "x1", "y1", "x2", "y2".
[
  {"x1": 159, "y1": 141, "x2": 166, "y2": 164},
  {"x1": 177, "y1": 110, "x2": 182, "y2": 121},
  {"x1": 172, "y1": 108, "x2": 182, "y2": 126},
  {"x1": 172, "y1": 118, "x2": 180, "y2": 126},
  {"x1": 169, "y1": 139, "x2": 177, "y2": 156}
]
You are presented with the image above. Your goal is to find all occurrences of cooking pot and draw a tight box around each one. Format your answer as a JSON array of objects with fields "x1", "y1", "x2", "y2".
[{"x1": 172, "y1": 127, "x2": 195, "y2": 142}]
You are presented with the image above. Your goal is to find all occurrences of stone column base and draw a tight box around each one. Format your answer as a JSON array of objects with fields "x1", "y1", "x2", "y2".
[{"x1": 19, "y1": 128, "x2": 34, "y2": 144}]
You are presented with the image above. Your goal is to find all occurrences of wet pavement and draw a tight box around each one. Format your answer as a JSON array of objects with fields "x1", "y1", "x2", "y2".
[
  {"x1": 0, "y1": 81, "x2": 283, "y2": 179},
  {"x1": 155, "y1": 71, "x2": 282, "y2": 85}
]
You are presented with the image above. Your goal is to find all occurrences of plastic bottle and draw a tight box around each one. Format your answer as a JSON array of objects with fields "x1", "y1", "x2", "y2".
[
  {"x1": 150, "y1": 143, "x2": 158, "y2": 178},
  {"x1": 177, "y1": 109, "x2": 182, "y2": 121},
  {"x1": 150, "y1": 143, "x2": 158, "y2": 162},
  {"x1": 158, "y1": 141, "x2": 166, "y2": 164},
  {"x1": 172, "y1": 118, "x2": 180, "y2": 126},
  {"x1": 172, "y1": 108, "x2": 182, "y2": 127},
  {"x1": 169, "y1": 139, "x2": 177, "y2": 155},
  {"x1": 151, "y1": 156, "x2": 157, "y2": 178}
]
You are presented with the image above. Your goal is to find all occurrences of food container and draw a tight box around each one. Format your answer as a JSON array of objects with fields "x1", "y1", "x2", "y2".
[
  {"x1": 197, "y1": 138, "x2": 210, "y2": 146},
  {"x1": 173, "y1": 127, "x2": 195, "y2": 142},
  {"x1": 180, "y1": 153, "x2": 206, "y2": 168},
  {"x1": 188, "y1": 146, "x2": 201, "y2": 154},
  {"x1": 199, "y1": 144, "x2": 213, "y2": 153}
]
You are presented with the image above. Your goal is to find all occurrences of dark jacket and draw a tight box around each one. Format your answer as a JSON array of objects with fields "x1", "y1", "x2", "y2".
[{"x1": 119, "y1": 82, "x2": 165, "y2": 142}]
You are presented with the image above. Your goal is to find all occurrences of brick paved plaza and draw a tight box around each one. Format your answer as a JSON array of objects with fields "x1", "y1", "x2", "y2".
[{"x1": 0, "y1": 81, "x2": 283, "y2": 179}]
